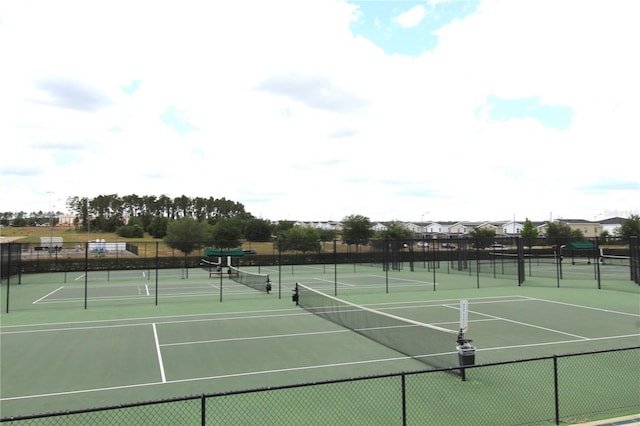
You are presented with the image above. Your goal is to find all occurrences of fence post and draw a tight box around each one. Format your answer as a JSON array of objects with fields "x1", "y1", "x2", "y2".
[
  {"x1": 4, "y1": 248, "x2": 10, "y2": 313},
  {"x1": 155, "y1": 241, "x2": 159, "y2": 306},
  {"x1": 401, "y1": 373, "x2": 407, "y2": 426},
  {"x1": 201, "y1": 394, "x2": 206, "y2": 426},
  {"x1": 553, "y1": 355, "x2": 560, "y2": 425},
  {"x1": 84, "y1": 241, "x2": 89, "y2": 310},
  {"x1": 595, "y1": 237, "x2": 601, "y2": 289}
]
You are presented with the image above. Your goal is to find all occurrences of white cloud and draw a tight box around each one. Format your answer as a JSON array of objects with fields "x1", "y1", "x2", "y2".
[
  {"x1": 393, "y1": 5, "x2": 426, "y2": 28},
  {"x1": 1, "y1": 0, "x2": 638, "y2": 222}
]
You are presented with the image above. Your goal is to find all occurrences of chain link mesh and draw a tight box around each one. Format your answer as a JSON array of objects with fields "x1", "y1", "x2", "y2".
[
  {"x1": 557, "y1": 348, "x2": 640, "y2": 424},
  {"x1": 1, "y1": 348, "x2": 638, "y2": 425},
  {"x1": 206, "y1": 376, "x2": 402, "y2": 425}
]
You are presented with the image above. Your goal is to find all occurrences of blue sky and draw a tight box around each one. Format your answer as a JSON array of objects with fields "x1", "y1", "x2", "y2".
[
  {"x1": 0, "y1": 0, "x2": 638, "y2": 222},
  {"x1": 350, "y1": 0, "x2": 480, "y2": 55},
  {"x1": 484, "y1": 96, "x2": 573, "y2": 129}
]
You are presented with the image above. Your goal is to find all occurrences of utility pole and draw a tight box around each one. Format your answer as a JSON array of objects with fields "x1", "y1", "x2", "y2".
[{"x1": 47, "y1": 191, "x2": 54, "y2": 254}]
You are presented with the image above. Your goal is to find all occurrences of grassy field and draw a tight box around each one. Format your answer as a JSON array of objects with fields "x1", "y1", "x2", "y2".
[
  {"x1": 1, "y1": 226, "x2": 119, "y2": 243},
  {"x1": 0, "y1": 226, "x2": 277, "y2": 256},
  {"x1": 0, "y1": 226, "x2": 345, "y2": 256}
]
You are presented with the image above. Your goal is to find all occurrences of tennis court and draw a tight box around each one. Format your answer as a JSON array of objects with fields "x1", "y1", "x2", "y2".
[{"x1": 1, "y1": 264, "x2": 639, "y2": 422}]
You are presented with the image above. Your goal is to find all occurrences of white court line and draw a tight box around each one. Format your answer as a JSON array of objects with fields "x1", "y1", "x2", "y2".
[
  {"x1": 367, "y1": 295, "x2": 527, "y2": 309},
  {"x1": 32, "y1": 287, "x2": 65, "y2": 304},
  {"x1": 145, "y1": 285, "x2": 150, "y2": 296},
  {"x1": 152, "y1": 323, "x2": 167, "y2": 383},
  {"x1": 459, "y1": 307, "x2": 590, "y2": 340},
  {"x1": 479, "y1": 333, "x2": 640, "y2": 353},
  {"x1": 74, "y1": 273, "x2": 85, "y2": 281},
  {"x1": 313, "y1": 278, "x2": 356, "y2": 287},
  {"x1": 0, "y1": 355, "x2": 409, "y2": 402},
  {"x1": 161, "y1": 329, "x2": 351, "y2": 347},
  {"x1": 367, "y1": 274, "x2": 438, "y2": 285},
  {"x1": 528, "y1": 297, "x2": 640, "y2": 318}
]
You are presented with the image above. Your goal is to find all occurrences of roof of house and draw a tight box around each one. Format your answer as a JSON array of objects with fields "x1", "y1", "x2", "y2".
[
  {"x1": 557, "y1": 219, "x2": 595, "y2": 224},
  {"x1": 598, "y1": 216, "x2": 626, "y2": 225}
]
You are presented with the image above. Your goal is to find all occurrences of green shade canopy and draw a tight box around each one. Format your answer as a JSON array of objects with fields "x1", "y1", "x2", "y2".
[
  {"x1": 204, "y1": 248, "x2": 245, "y2": 257},
  {"x1": 567, "y1": 241, "x2": 595, "y2": 250}
]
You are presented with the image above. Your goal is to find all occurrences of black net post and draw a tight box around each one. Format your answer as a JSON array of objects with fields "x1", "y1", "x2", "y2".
[
  {"x1": 595, "y1": 237, "x2": 601, "y2": 289},
  {"x1": 84, "y1": 241, "x2": 89, "y2": 309},
  {"x1": 155, "y1": 241, "x2": 159, "y2": 305},
  {"x1": 517, "y1": 237, "x2": 525, "y2": 285},
  {"x1": 333, "y1": 239, "x2": 338, "y2": 297},
  {"x1": 630, "y1": 236, "x2": 640, "y2": 284}
]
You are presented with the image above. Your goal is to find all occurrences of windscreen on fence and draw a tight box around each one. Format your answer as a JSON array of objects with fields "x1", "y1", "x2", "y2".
[{"x1": 1, "y1": 242, "x2": 21, "y2": 281}]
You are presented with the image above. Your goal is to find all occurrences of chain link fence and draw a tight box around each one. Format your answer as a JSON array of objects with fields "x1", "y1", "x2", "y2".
[
  {"x1": 2, "y1": 347, "x2": 638, "y2": 426},
  {"x1": 3, "y1": 237, "x2": 638, "y2": 312}
]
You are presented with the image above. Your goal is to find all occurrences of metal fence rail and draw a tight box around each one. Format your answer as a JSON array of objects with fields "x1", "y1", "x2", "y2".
[{"x1": 2, "y1": 346, "x2": 638, "y2": 426}]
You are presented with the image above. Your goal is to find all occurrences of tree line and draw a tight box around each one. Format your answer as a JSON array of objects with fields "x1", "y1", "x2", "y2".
[
  {"x1": 2, "y1": 194, "x2": 252, "y2": 233},
  {"x1": 3, "y1": 194, "x2": 638, "y2": 253}
]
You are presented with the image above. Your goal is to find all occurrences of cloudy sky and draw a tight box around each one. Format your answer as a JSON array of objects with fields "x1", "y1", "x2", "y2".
[{"x1": 1, "y1": 0, "x2": 638, "y2": 223}]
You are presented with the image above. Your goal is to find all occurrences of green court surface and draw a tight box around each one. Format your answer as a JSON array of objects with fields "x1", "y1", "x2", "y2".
[{"x1": 1, "y1": 263, "x2": 639, "y2": 423}]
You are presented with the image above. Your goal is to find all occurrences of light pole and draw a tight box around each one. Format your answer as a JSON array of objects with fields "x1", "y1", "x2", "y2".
[
  {"x1": 86, "y1": 197, "x2": 91, "y2": 244},
  {"x1": 593, "y1": 213, "x2": 602, "y2": 237},
  {"x1": 47, "y1": 191, "x2": 54, "y2": 254},
  {"x1": 421, "y1": 211, "x2": 429, "y2": 237}
]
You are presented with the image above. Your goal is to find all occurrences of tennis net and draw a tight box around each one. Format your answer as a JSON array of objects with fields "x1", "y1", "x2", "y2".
[
  {"x1": 294, "y1": 283, "x2": 459, "y2": 370},
  {"x1": 228, "y1": 266, "x2": 271, "y2": 293},
  {"x1": 200, "y1": 259, "x2": 223, "y2": 275},
  {"x1": 601, "y1": 254, "x2": 630, "y2": 267}
]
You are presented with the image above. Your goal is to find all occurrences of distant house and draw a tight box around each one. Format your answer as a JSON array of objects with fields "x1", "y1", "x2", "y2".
[
  {"x1": 476, "y1": 222, "x2": 500, "y2": 233},
  {"x1": 533, "y1": 221, "x2": 549, "y2": 237},
  {"x1": 57, "y1": 215, "x2": 76, "y2": 226},
  {"x1": 403, "y1": 222, "x2": 422, "y2": 234},
  {"x1": 371, "y1": 222, "x2": 388, "y2": 232},
  {"x1": 598, "y1": 217, "x2": 625, "y2": 236},
  {"x1": 425, "y1": 221, "x2": 457, "y2": 235},
  {"x1": 449, "y1": 222, "x2": 484, "y2": 235},
  {"x1": 498, "y1": 221, "x2": 524, "y2": 235},
  {"x1": 547, "y1": 219, "x2": 602, "y2": 238},
  {"x1": 293, "y1": 221, "x2": 341, "y2": 231}
]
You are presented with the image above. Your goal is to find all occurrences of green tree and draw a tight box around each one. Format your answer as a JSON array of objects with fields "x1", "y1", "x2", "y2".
[
  {"x1": 244, "y1": 218, "x2": 273, "y2": 242},
  {"x1": 273, "y1": 220, "x2": 295, "y2": 236},
  {"x1": 545, "y1": 220, "x2": 582, "y2": 248},
  {"x1": 469, "y1": 227, "x2": 496, "y2": 249},
  {"x1": 207, "y1": 197, "x2": 250, "y2": 224},
  {"x1": 157, "y1": 194, "x2": 175, "y2": 218},
  {"x1": 520, "y1": 218, "x2": 539, "y2": 249},
  {"x1": 12, "y1": 215, "x2": 27, "y2": 227},
  {"x1": 164, "y1": 217, "x2": 210, "y2": 258},
  {"x1": 210, "y1": 218, "x2": 243, "y2": 249},
  {"x1": 318, "y1": 228, "x2": 338, "y2": 242},
  {"x1": 149, "y1": 216, "x2": 169, "y2": 238},
  {"x1": 90, "y1": 194, "x2": 124, "y2": 232},
  {"x1": 278, "y1": 226, "x2": 321, "y2": 253},
  {"x1": 116, "y1": 223, "x2": 144, "y2": 238},
  {"x1": 317, "y1": 228, "x2": 338, "y2": 252},
  {"x1": 378, "y1": 221, "x2": 413, "y2": 240},
  {"x1": 122, "y1": 194, "x2": 142, "y2": 218},
  {"x1": 341, "y1": 214, "x2": 374, "y2": 246},
  {"x1": 615, "y1": 214, "x2": 640, "y2": 242}
]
